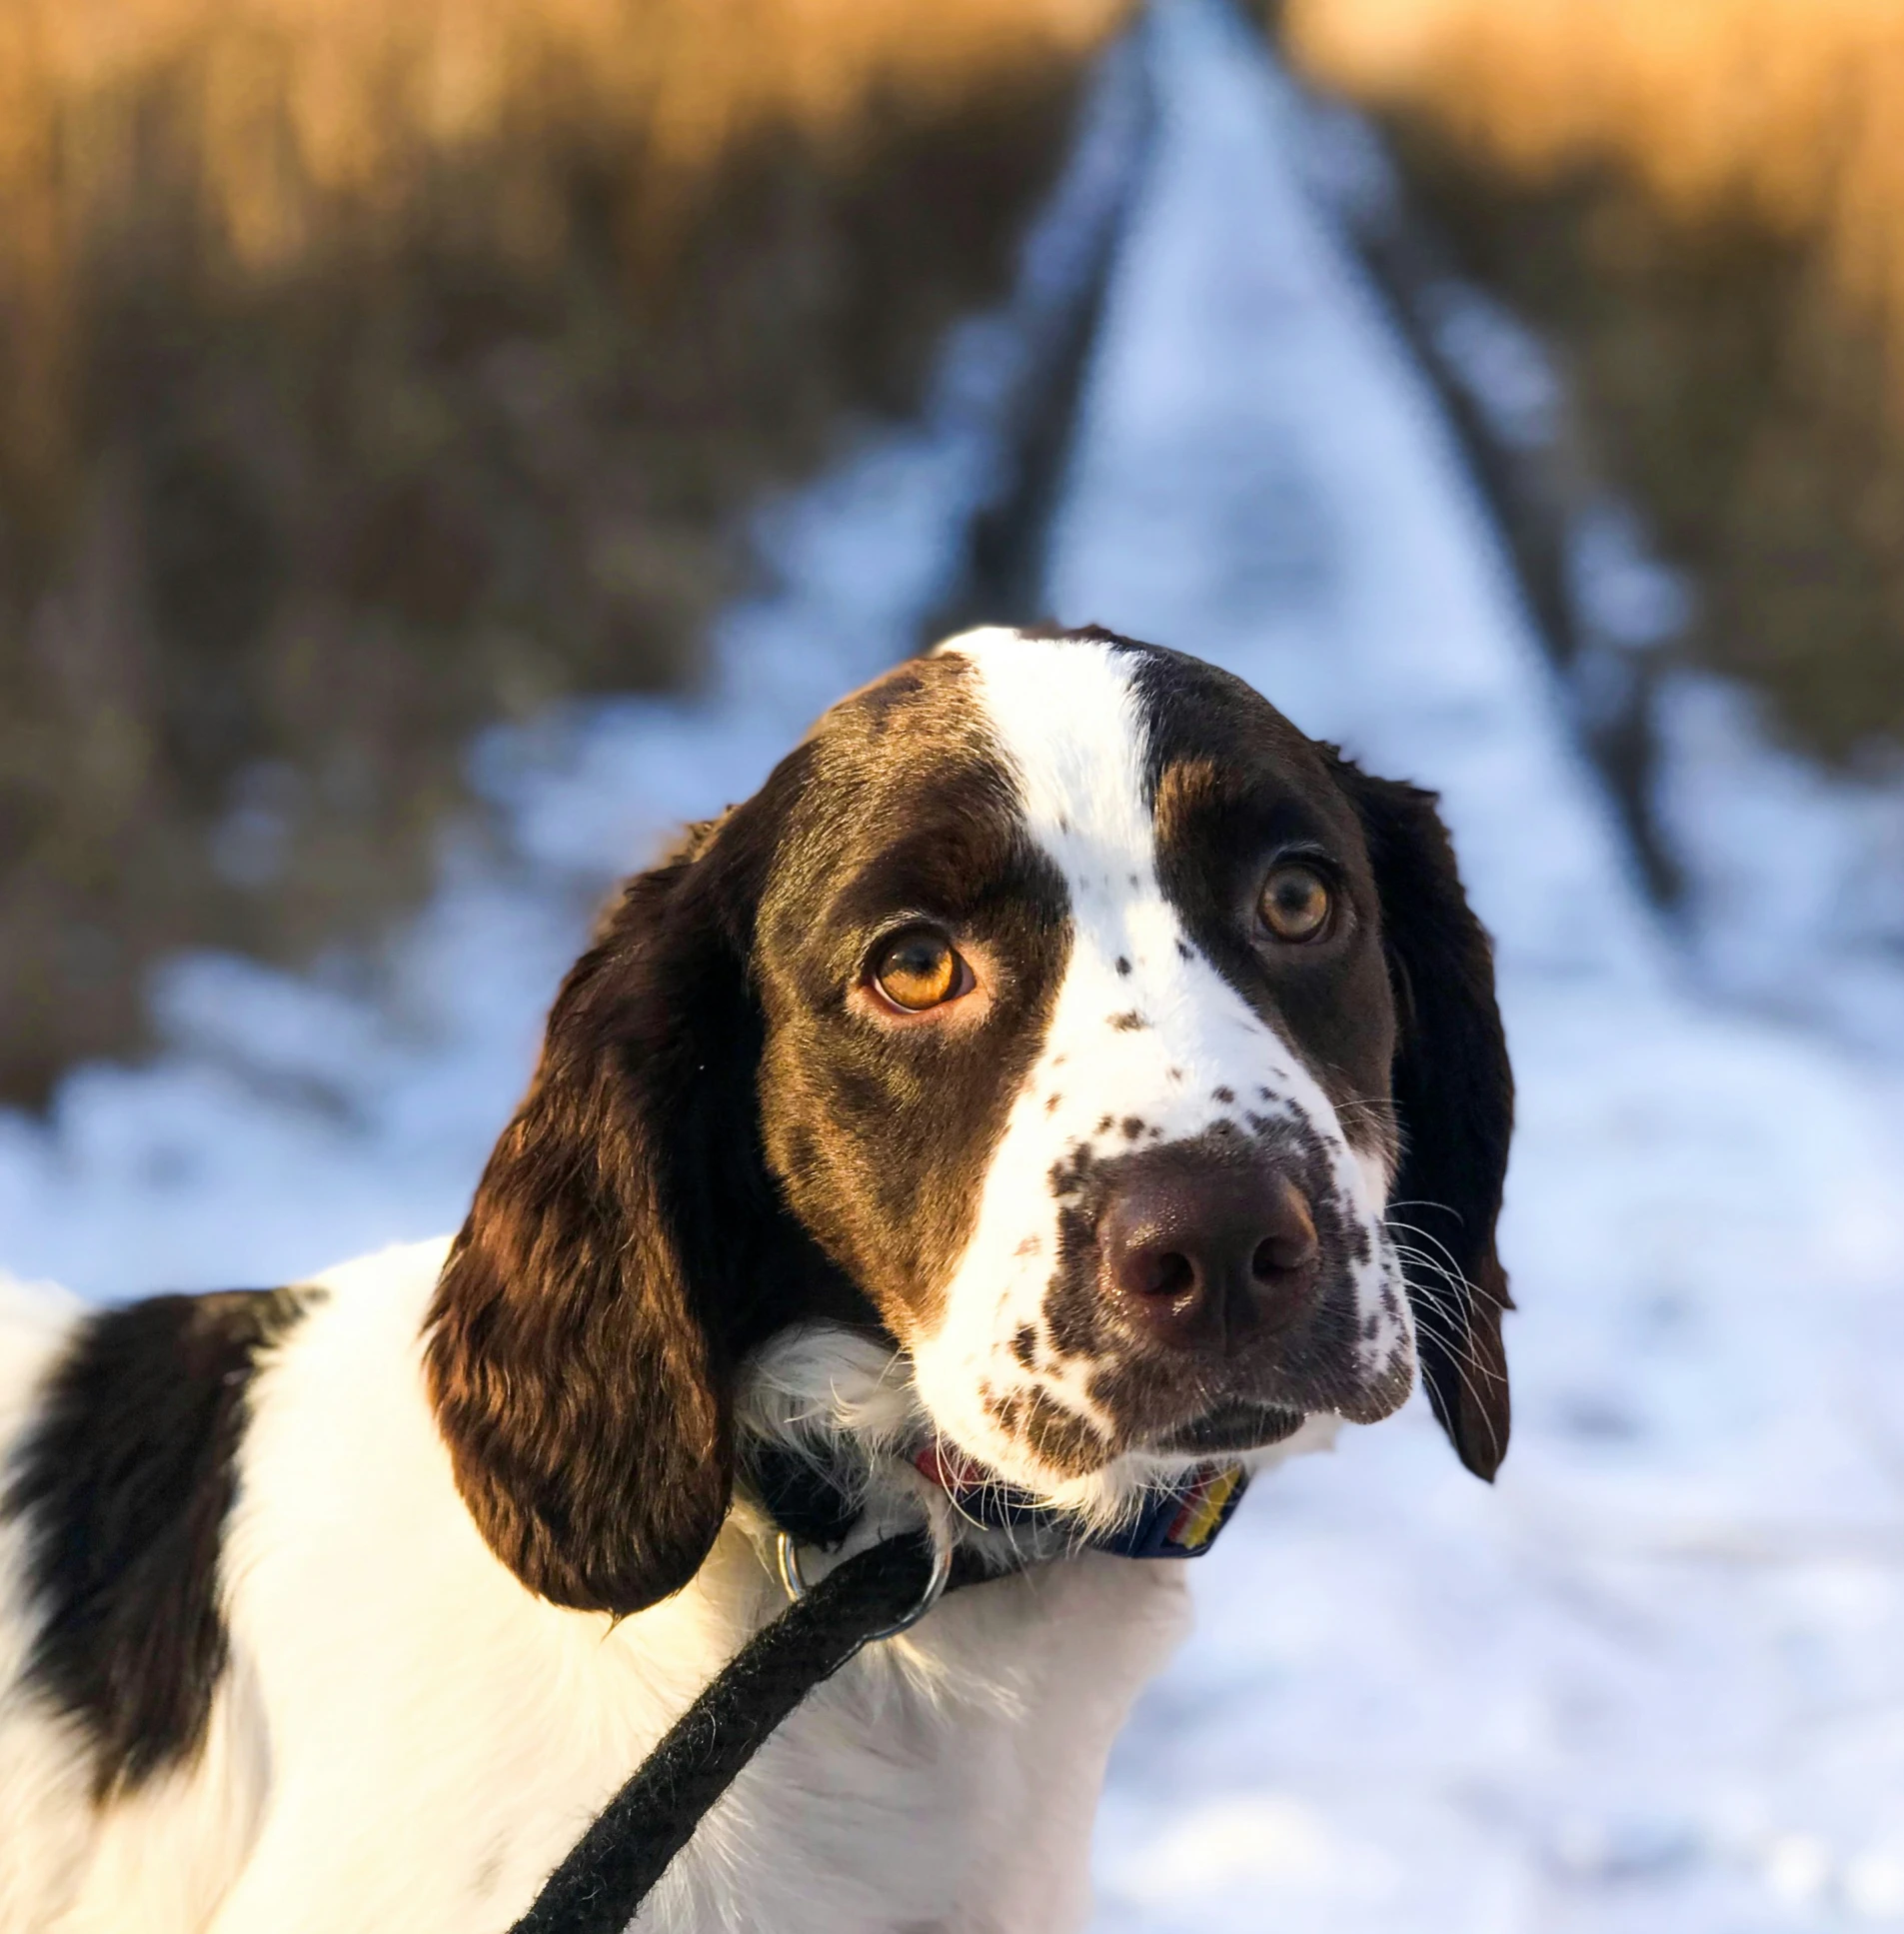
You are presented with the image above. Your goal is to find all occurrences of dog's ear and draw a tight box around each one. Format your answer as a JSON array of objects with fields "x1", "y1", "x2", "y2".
[
  {"x1": 1338, "y1": 763, "x2": 1515, "y2": 1480},
  {"x1": 425, "y1": 813, "x2": 782, "y2": 1615}
]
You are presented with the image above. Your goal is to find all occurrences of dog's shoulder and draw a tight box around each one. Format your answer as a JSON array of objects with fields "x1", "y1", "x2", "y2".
[
  {"x1": 0, "y1": 1244, "x2": 448, "y2": 1777},
  {"x1": 0, "y1": 1241, "x2": 457, "y2": 1932},
  {"x1": 2, "y1": 1278, "x2": 316, "y2": 1800}
]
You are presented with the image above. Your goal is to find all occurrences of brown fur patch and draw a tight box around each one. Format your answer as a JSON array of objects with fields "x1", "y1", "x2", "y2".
[{"x1": 1020, "y1": 1389, "x2": 1110, "y2": 1475}]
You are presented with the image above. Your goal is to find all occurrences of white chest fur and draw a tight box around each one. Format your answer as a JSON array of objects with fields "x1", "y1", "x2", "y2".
[{"x1": 186, "y1": 1243, "x2": 1190, "y2": 1934}]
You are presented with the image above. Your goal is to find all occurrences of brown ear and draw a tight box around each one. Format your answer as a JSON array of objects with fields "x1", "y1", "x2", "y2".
[
  {"x1": 425, "y1": 824, "x2": 782, "y2": 1614},
  {"x1": 1338, "y1": 764, "x2": 1515, "y2": 1479}
]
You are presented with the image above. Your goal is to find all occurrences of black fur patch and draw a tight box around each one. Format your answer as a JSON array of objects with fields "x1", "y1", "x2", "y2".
[
  {"x1": 1332, "y1": 765, "x2": 1515, "y2": 1478},
  {"x1": 4, "y1": 1287, "x2": 308, "y2": 1800}
]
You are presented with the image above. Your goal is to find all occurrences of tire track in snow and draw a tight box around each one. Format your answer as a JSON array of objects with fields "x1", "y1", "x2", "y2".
[{"x1": 1070, "y1": 9, "x2": 1904, "y2": 1931}]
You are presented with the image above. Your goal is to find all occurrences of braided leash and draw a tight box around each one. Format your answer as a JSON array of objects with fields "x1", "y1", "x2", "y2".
[
  {"x1": 508, "y1": 1531, "x2": 948, "y2": 1934},
  {"x1": 507, "y1": 1456, "x2": 1247, "y2": 1929}
]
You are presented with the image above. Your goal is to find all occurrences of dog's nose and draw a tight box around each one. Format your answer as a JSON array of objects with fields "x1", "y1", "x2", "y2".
[{"x1": 1100, "y1": 1155, "x2": 1320, "y2": 1354}]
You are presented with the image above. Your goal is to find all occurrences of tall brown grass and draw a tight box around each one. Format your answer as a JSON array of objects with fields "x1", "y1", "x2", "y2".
[
  {"x1": 1284, "y1": 0, "x2": 1904, "y2": 767},
  {"x1": 1286, "y1": 0, "x2": 1904, "y2": 383},
  {"x1": 0, "y1": 0, "x2": 1122, "y2": 486},
  {"x1": 0, "y1": 0, "x2": 1126, "y2": 1103}
]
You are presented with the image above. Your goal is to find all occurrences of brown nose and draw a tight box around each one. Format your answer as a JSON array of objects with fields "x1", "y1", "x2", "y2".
[{"x1": 1100, "y1": 1154, "x2": 1321, "y2": 1354}]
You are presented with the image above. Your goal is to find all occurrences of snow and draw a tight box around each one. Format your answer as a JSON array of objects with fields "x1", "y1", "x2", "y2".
[
  {"x1": 1650, "y1": 671, "x2": 1904, "y2": 1064},
  {"x1": 6, "y1": 1, "x2": 1904, "y2": 1928},
  {"x1": 1065, "y1": 7, "x2": 1904, "y2": 1929}
]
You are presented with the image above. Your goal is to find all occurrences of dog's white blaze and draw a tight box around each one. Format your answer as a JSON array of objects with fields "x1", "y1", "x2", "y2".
[{"x1": 915, "y1": 631, "x2": 1411, "y2": 1515}]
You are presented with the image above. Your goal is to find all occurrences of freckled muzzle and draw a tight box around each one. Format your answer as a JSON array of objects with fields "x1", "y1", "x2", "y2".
[{"x1": 1045, "y1": 1118, "x2": 1408, "y2": 1453}]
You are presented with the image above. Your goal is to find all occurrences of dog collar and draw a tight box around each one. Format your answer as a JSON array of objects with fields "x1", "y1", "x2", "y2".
[
  {"x1": 912, "y1": 1438, "x2": 1247, "y2": 1560},
  {"x1": 746, "y1": 1435, "x2": 1248, "y2": 1564}
]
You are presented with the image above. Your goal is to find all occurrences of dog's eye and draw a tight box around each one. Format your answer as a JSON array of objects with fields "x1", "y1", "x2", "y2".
[
  {"x1": 870, "y1": 932, "x2": 970, "y2": 1012},
  {"x1": 1259, "y1": 865, "x2": 1331, "y2": 943}
]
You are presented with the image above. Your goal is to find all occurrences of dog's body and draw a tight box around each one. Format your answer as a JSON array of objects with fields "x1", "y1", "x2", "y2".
[
  {"x1": 0, "y1": 1243, "x2": 1189, "y2": 1933},
  {"x1": 0, "y1": 629, "x2": 1512, "y2": 1932}
]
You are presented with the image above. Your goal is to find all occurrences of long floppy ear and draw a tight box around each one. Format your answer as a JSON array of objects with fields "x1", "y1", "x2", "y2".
[
  {"x1": 1339, "y1": 765, "x2": 1515, "y2": 1480},
  {"x1": 425, "y1": 817, "x2": 783, "y2": 1615}
]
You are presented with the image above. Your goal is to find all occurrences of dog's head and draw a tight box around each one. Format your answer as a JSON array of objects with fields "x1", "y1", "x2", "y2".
[{"x1": 426, "y1": 628, "x2": 1513, "y2": 1614}]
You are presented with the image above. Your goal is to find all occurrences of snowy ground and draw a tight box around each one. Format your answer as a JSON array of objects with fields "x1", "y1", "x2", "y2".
[
  {"x1": 1075, "y1": 10, "x2": 1904, "y2": 1930},
  {"x1": 7, "y1": 2, "x2": 1904, "y2": 1929}
]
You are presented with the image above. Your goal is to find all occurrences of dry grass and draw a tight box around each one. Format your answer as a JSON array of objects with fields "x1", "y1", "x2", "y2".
[
  {"x1": 1284, "y1": 0, "x2": 1904, "y2": 765},
  {"x1": 1286, "y1": 0, "x2": 1904, "y2": 372},
  {"x1": 0, "y1": 0, "x2": 1127, "y2": 1103}
]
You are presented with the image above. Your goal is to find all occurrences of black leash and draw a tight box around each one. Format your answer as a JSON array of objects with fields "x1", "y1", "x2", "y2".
[
  {"x1": 508, "y1": 1529, "x2": 951, "y2": 1934},
  {"x1": 506, "y1": 1447, "x2": 1249, "y2": 1930}
]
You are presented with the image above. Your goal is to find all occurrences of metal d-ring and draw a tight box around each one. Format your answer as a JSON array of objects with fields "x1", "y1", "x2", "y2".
[{"x1": 775, "y1": 1528, "x2": 953, "y2": 1643}]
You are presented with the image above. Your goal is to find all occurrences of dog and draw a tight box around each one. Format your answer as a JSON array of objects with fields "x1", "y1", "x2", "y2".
[{"x1": 0, "y1": 626, "x2": 1512, "y2": 1933}]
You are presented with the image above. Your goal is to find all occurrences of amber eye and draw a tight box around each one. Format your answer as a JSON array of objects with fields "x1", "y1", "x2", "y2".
[
  {"x1": 870, "y1": 931, "x2": 969, "y2": 1012},
  {"x1": 1259, "y1": 864, "x2": 1332, "y2": 943}
]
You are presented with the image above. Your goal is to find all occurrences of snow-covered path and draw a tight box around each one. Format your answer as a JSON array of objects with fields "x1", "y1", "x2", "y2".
[
  {"x1": 1076, "y1": 8, "x2": 1904, "y2": 1930},
  {"x1": 6, "y1": 3, "x2": 1904, "y2": 1929}
]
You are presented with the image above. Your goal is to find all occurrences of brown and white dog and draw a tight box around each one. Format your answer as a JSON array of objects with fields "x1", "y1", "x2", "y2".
[{"x1": 0, "y1": 626, "x2": 1512, "y2": 1933}]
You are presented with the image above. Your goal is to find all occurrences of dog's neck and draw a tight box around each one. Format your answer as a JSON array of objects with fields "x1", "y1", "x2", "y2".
[{"x1": 735, "y1": 1323, "x2": 1330, "y2": 1586}]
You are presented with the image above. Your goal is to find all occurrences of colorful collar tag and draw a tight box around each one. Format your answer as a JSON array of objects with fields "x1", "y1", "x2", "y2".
[{"x1": 911, "y1": 1439, "x2": 1248, "y2": 1560}]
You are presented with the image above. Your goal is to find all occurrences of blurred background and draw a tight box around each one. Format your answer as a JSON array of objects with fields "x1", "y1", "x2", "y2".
[
  {"x1": 0, "y1": 0, "x2": 1117, "y2": 1099},
  {"x1": 6, "y1": 0, "x2": 1904, "y2": 1927}
]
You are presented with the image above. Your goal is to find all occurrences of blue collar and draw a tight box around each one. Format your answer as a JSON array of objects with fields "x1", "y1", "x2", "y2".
[{"x1": 748, "y1": 1436, "x2": 1248, "y2": 1565}]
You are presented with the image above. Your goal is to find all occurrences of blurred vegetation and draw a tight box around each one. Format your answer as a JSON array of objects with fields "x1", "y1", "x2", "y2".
[
  {"x1": 1284, "y1": 0, "x2": 1904, "y2": 768},
  {"x1": 0, "y1": 0, "x2": 1127, "y2": 1104}
]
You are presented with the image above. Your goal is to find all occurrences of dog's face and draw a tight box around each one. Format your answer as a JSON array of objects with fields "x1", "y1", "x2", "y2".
[
  {"x1": 427, "y1": 629, "x2": 1514, "y2": 1614},
  {"x1": 748, "y1": 633, "x2": 1409, "y2": 1508}
]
